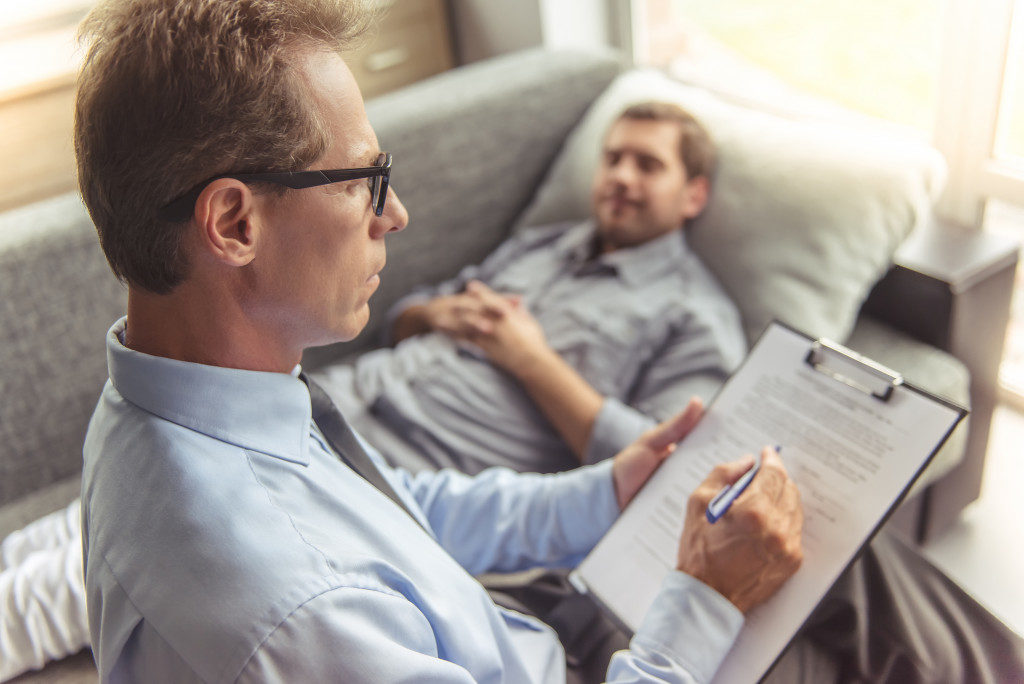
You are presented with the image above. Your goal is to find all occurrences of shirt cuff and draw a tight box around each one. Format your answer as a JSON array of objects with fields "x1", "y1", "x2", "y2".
[
  {"x1": 554, "y1": 459, "x2": 621, "y2": 558},
  {"x1": 583, "y1": 398, "x2": 656, "y2": 465},
  {"x1": 631, "y1": 572, "x2": 744, "y2": 683}
]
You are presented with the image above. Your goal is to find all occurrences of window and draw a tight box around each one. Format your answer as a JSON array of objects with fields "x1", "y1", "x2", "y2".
[
  {"x1": 636, "y1": 0, "x2": 942, "y2": 134},
  {"x1": 0, "y1": 0, "x2": 91, "y2": 98},
  {"x1": 994, "y1": 5, "x2": 1024, "y2": 163}
]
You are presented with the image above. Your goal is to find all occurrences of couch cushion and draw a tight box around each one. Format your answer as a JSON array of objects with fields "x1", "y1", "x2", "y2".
[
  {"x1": 0, "y1": 477, "x2": 81, "y2": 542},
  {"x1": 0, "y1": 194, "x2": 126, "y2": 507},
  {"x1": 514, "y1": 69, "x2": 946, "y2": 345}
]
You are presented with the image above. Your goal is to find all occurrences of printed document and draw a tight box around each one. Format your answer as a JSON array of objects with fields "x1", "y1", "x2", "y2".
[{"x1": 572, "y1": 322, "x2": 965, "y2": 682}]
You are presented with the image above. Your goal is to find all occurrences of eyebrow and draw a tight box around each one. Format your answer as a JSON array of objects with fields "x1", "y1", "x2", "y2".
[
  {"x1": 637, "y1": 152, "x2": 664, "y2": 165},
  {"x1": 603, "y1": 147, "x2": 666, "y2": 165}
]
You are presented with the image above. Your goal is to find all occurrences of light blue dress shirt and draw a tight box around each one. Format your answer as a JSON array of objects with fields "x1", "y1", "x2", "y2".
[
  {"x1": 82, "y1": 318, "x2": 743, "y2": 682},
  {"x1": 317, "y1": 221, "x2": 746, "y2": 475}
]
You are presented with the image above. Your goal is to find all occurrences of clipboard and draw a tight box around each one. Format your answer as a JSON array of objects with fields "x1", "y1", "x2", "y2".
[{"x1": 570, "y1": 320, "x2": 966, "y2": 683}]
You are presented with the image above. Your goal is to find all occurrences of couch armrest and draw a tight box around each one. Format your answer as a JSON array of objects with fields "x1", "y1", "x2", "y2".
[
  {"x1": 861, "y1": 217, "x2": 1019, "y2": 542},
  {"x1": 863, "y1": 216, "x2": 1019, "y2": 347}
]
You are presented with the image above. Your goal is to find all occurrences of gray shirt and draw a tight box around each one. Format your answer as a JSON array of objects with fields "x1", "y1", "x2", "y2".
[{"x1": 315, "y1": 221, "x2": 746, "y2": 474}]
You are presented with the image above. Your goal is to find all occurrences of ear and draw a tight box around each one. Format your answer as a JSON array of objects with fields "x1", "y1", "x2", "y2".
[
  {"x1": 679, "y1": 175, "x2": 712, "y2": 220},
  {"x1": 681, "y1": 175, "x2": 710, "y2": 220},
  {"x1": 193, "y1": 179, "x2": 259, "y2": 267}
]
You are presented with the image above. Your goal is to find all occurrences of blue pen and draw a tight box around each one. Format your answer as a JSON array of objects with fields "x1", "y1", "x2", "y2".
[{"x1": 705, "y1": 447, "x2": 780, "y2": 523}]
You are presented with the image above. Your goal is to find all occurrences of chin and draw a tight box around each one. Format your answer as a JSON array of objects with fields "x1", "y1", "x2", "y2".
[
  {"x1": 338, "y1": 306, "x2": 371, "y2": 342},
  {"x1": 598, "y1": 225, "x2": 633, "y2": 250}
]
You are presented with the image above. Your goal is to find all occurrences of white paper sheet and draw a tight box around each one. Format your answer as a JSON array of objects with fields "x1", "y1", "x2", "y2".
[{"x1": 573, "y1": 322, "x2": 964, "y2": 683}]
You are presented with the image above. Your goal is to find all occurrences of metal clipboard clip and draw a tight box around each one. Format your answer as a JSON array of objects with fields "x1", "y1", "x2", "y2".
[{"x1": 804, "y1": 339, "x2": 903, "y2": 402}]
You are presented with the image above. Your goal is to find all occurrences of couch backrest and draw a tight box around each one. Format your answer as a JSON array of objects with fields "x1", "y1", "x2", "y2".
[
  {"x1": 0, "y1": 49, "x2": 622, "y2": 506},
  {"x1": 0, "y1": 194, "x2": 127, "y2": 506}
]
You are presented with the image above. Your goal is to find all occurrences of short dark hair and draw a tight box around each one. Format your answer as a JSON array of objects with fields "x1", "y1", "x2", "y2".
[
  {"x1": 75, "y1": 0, "x2": 373, "y2": 294},
  {"x1": 617, "y1": 101, "x2": 716, "y2": 180}
]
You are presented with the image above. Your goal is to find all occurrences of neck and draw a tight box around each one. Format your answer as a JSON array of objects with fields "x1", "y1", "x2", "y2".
[{"x1": 124, "y1": 282, "x2": 301, "y2": 373}]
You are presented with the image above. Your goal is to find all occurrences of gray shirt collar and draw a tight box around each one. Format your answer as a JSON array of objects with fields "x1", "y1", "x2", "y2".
[{"x1": 563, "y1": 221, "x2": 689, "y2": 287}]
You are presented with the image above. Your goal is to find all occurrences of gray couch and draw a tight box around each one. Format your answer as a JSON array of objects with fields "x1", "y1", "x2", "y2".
[{"x1": 0, "y1": 47, "x2": 990, "y2": 680}]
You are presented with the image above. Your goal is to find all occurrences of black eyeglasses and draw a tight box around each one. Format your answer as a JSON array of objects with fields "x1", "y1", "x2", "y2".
[{"x1": 158, "y1": 152, "x2": 392, "y2": 223}]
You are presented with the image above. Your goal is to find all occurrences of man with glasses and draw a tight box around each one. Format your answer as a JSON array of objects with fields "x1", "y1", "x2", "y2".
[{"x1": 75, "y1": 1, "x2": 805, "y2": 682}]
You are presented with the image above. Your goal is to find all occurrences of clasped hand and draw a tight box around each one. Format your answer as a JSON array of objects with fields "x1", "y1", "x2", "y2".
[
  {"x1": 612, "y1": 400, "x2": 804, "y2": 614},
  {"x1": 423, "y1": 280, "x2": 550, "y2": 371}
]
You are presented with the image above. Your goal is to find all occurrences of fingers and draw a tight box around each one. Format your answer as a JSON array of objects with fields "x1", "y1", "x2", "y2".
[
  {"x1": 432, "y1": 289, "x2": 504, "y2": 337},
  {"x1": 465, "y1": 280, "x2": 513, "y2": 317},
  {"x1": 760, "y1": 445, "x2": 787, "y2": 475},
  {"x1": 458, "y1": 311, "x2": 494, "y2": 336},
  {"x1": 640, "y1": 397, "x2": 704, "y2": 451},
  {"x1": 689, "y1": 446, "x2": 786, "y2": 522},
  {"x1": 433, "y1": 303, "x2": 489, "y2": 336},
  {"x1": 678, "y1": 450, "x2": 804, "y2": 613},
  {"x1": 754, "y1": 446, "x2": 789, "y2": 502}
]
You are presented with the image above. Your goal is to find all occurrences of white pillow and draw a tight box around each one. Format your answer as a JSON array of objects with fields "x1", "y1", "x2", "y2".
[{"x1": 515, "y1": 69, "x2": 946, "y2": 343}]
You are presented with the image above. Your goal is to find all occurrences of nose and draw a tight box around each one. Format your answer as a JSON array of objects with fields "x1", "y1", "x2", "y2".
[
  {"x1": 608, "y1": 158, "x2": 639, "y2": 187},
  {"x1": 374, "y1": 185, "x2": 409, "y2": 236}
]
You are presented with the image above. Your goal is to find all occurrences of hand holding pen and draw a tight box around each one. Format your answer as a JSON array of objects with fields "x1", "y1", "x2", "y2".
[
  {"x1": 676, "y1": 446, "x2": 804, "y2": 614},
  {"x1": 705, "y1": 446, "x2": 781, "y2": 523}
]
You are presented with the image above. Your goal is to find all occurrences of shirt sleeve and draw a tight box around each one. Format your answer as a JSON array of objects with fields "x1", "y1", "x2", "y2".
[
  {"x1": 237, "y1": 577, "x2": 740, "y2": 684},
  {"x1": 606, "y1": 572, "x2": 744, "y2": 683},
  {"x1": 584, "y1": 306, "x2": 747, "y2": 465},
  {"x1": 237, "y1": 587, "x2": 479, "y2": 683},
  {"x1": 395, "y1": 460, "x2": 621, "y2": 575}
]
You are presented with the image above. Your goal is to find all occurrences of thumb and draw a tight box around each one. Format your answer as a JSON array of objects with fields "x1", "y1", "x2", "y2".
[{"x1": 640, "y1": 397, "x2": 703, "y2": 451}]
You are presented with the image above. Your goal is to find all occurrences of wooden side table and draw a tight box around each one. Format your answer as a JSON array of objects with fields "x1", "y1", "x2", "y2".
[{"x1": 347, "y1": 0, "x2": 455, "y2": 101}]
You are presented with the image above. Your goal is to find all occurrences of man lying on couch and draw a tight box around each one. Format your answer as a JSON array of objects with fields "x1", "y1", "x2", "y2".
[
  {"x1": 69, "y1": 0, "x2": 809, "y2": 681},
  {"x1": 317, "y1": 100, "x2": 746, "y2": 476}
]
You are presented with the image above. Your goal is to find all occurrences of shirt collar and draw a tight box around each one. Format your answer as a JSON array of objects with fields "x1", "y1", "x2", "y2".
[
  {"x1": 105, "y1": 317, "x2": 312, "y2": 465},
  {"x1": 564, "y1": 221, "x2": 689, "y2": 286},
  {"x1": 563, "y1": 221, "x2": 603, "y2": 266}
]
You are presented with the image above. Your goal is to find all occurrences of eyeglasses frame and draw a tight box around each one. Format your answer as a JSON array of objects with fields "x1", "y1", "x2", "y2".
[{"x1": 157, "y1": 152, "x2": 392, "y2": 223}]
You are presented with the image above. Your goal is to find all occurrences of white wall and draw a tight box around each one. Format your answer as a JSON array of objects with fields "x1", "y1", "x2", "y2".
[{"x1": 537, "y1": 0, "x2": 611, "y2": 52}]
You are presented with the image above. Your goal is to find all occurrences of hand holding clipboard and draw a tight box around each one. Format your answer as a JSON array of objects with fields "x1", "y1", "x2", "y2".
[{"x1": 574, "y1": 321, "x2": 966, "y2": 683}]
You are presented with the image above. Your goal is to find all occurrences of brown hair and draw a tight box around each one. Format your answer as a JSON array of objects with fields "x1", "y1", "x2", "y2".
[
  {"x1": 75, "y1": 0, "x2": 372, "y2": 293},
  {"x1": 617, "y1": 101, "x2": 717, "y2": 181}
]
